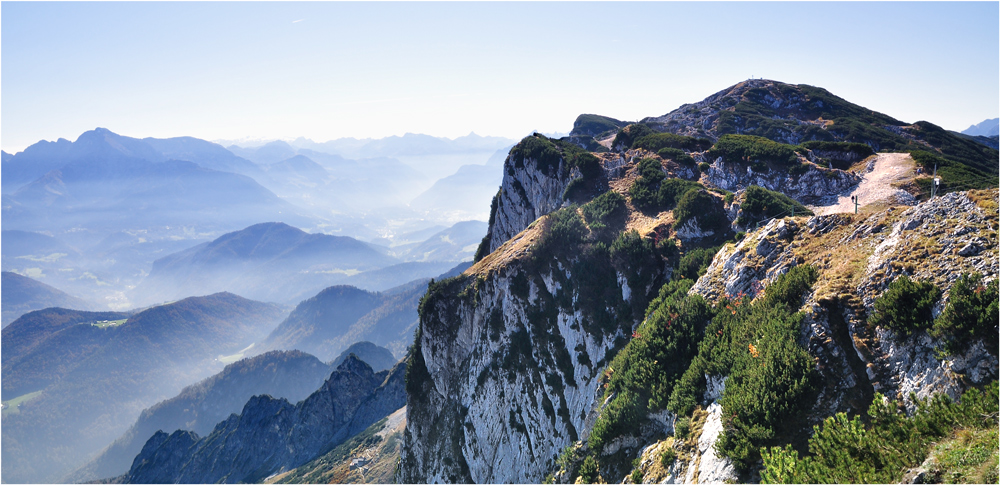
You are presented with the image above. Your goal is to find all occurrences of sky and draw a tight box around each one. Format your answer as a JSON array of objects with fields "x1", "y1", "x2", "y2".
[{"x1": 2, "y1": 2, "x2": 998, "y2": 153}]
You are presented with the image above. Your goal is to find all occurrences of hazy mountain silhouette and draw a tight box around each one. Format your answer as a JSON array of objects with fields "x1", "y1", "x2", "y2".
[
  {"x1": 130, "y1": 222, "x2": 400, "y2": 306},
  {"x1": 329, "y1": 341, "x2": 399, "y2": 372},
  {"x1": 962, "y1": 117, "x2": 1000, "y2": 137},
  {"x1": 1, "y1": 271, "x2": 97, "y2": 327},
  {"x1": 1, "y1": 293, "x2": 287, "y2": 484},
  {"x1": 68, "y1": 350, "x2": 334, "y2": 483}
]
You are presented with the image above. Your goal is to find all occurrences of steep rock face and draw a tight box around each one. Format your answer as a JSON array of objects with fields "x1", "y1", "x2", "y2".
[
  {"x1": 124, "y1": 356, "x2": 405, "y2": 484},
  {"x1": 399, "y1": 262, "x2": 633, "y2": 483},
  {"x1": 621, "y1": 190, "x2": 996, "y2": 485},
  {"x1": 487, "y1": 150, "x2": 575, "y2": 253}
]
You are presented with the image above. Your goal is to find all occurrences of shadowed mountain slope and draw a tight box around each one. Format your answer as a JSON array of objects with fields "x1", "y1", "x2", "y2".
[{"x1": 1, "y1": 271, "x2": 97, "y2": 327}]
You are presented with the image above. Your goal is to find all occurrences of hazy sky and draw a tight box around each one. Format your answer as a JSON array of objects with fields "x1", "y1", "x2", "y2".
[{"x1": 2, "y1": 2, "x2": 998, "y2": 153}]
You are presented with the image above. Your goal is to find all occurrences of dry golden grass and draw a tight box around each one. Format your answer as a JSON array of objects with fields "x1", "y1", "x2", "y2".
[{"x1": 967, "y1": 188, "x2": 999, "y2": 220}]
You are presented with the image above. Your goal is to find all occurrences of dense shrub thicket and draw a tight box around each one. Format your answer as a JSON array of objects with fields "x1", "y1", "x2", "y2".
[
  {"x1": 589, "y1": 278, "x2": 714, "y2": 452},
  {"x1": 612, "y1": 124, "x2": 656, "y2": 151},
  {"x1": 931, "y1": 273, "x2": 998, "y2": 355},
  {"x1": 909, "y1": 150, "x2": 997, "y2": 196},
  {"x1": 799, "y1": 141, "x2": 874, "y2": 157},
  {"x1": 708, "y1": 134, "x2": 800, "y2": 166},
  {"x1": 672, "y1": 189, "x2": 728, "y2": 234},
  {"x1": 656, "y1": 147, "x2": 696, "y2": 166},
  {"x1": 628, "y1": 158, "x2": 705, "y2": 213},
  {"x1": 761, "y1": 381, "x2": 999, "y2": 484},
  {"x1": 668, "y1": 265, "x2": 819, "y2": 469},
  {"x1": 581, "y1": 191, "x2": 627, "y2": 241},
  {"x1": 736, "y1": 185, "x2": 813, "y2": 227},
  {"x1": 632, "y1": 132, "x2": 712, "y2": 153},
  {"x1": 868, "y1": 275, "x2": 941, "y2": 337},
  {"x1": 589, "y1": 262, "x2": 819, "y2": 474}
]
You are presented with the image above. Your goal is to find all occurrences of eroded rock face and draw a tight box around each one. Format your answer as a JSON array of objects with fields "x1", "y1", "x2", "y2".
[
  {"x1": 488, "y1": 153, "x2": 575, "y2": 254},
  {"x1": 690, "y1": 218, "x2": 799, "y2": 302},
  {"x1": 685, "y1": 403, "x2": 738, "y2": 484},
  {"x1": 848, "y1": 192, "x2": 999, "y2": 405},
  {"x1": 399, "y1": 262, "x2": 636, "y2": 483}
]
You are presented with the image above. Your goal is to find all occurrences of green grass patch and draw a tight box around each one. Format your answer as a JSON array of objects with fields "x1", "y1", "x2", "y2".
[
  {"x1": 91, "y1": 319, "x2": 127, "y2": 329},
  {"x1": 926, "y1": 427, "x2": 999, "y2": 484},
  {"x1": 2, "y1": 390, "x2": 43, "y2": 417}
]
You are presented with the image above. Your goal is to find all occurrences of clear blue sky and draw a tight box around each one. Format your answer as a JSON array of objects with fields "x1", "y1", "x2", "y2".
[{"x1": 2, "y1": 2, "x2": 998, "y2": 153}]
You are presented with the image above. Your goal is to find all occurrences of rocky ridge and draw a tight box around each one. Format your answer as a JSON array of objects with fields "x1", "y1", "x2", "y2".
[
  {"x1": 124, "y1": 355, "x2": 405, "y2": 484},
  {"x1": 399, "y1": 80, "x2": 997, "y2": 484}
]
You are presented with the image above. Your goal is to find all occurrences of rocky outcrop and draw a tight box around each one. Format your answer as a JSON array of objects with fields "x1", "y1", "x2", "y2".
[
  {"x1": 487, "y1": 147, "x2": 577, "y2": 253},
  {"x1": 703, "y1": 157, "x2": 860, "y2": 204},
  {"x1": 124, "y1": 356, "x2": 405, "y2": 484},
  {"x1": 621, "y1": 401, "x2": 738, "y2": 485},
  {"x1": 690, "y1": 218, "x2": 800, "y2": 302},
  {"x1": 846, "y1": 191, "x2": 998, "y2": 405},
  {"x1": 693, "y1": 190, "x2": 998, "y2": 417}
]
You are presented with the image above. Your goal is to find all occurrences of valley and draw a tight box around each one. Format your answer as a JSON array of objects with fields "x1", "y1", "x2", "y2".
[{"x1": 1, "y1": 78, "x2": 997, "y2": 485}]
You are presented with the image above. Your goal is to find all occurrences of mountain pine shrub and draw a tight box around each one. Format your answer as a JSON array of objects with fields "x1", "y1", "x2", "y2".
[
  {"x1": 708, "y1": 134, "x2": 799, "y2": 166},
  {"x1": 736, "y1": 185, "x2": 812, "y2": 227},
  {"x1": 631, "y1": 132, "x2": 712, "y2": 152},
  {"x1": 672, "y1": 189, "x2": 728, "y2": 233},
  {"x1": 667, "y1": 265, "x2": 819, "y2": 469},
  {"x1": 868, "y1": 275, "x2": 941, "y2": 337},
  {"x1": 931, "y1": 273, "x2": 998, "y2": 355},
  {"x1": 657, "y1": 147, "x2": 696, "y2": 166},
  {"x1": 760, "y1": 381, "x2": 999, "y2": 484},
  {"x1": 582, "y1": 191, "x2": 627, "y2": 241}
]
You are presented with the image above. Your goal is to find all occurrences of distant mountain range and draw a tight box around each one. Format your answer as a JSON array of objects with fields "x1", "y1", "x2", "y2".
[
  {"x1": 1, "y1": 271, "x2": 97, "y2": 327},
  {"x1": 2, "y1": 128, "x2": 504, "y2": 309},
  {"x1": 259, "y1": 262, "x2": 470, "y2": 360},
  {"x1": 129, "y1": 221, "x2": 473, "y2": 306},
  {"x1": 962, "y1": 118, "x2": 1000, "y2": 137},
  {"x1": 68, "y1": 349, "x2": 335, "y2": 483},
  {"x1": 1, "y1": 293, "x2": 286, "y2": 484},
  {"x1": 221, "y1": 132, "x2": 514, "y2": 159}
]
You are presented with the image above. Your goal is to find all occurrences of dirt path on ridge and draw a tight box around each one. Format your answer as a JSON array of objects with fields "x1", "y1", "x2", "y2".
[{"x1": 811, "y1": 153, "x2": 918, "y2": 215}]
